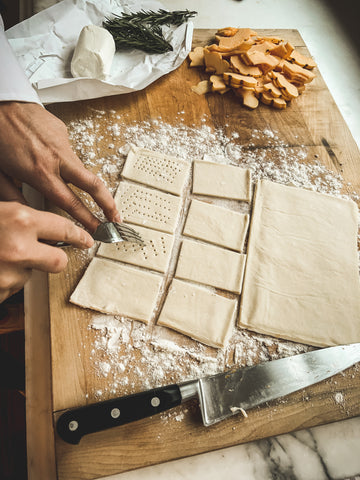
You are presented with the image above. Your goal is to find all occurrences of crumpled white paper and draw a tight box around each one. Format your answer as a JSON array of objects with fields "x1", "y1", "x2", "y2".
[{"x1": 6, "y1": 0, "x2": 194, "y2": 104}]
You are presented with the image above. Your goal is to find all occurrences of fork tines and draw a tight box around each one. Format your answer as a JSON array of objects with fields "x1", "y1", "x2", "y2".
[{"x1": 115, "y1": 223, "x2": 145, "y2": 245}]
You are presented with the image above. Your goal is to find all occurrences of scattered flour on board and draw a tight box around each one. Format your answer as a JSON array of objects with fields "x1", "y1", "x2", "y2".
[
  {"x1": 334, "y1": 392, "x2": 345, "y2": 405},
  {"x1": 67, "y1": 111, "x2": 357, "y2": 412}
]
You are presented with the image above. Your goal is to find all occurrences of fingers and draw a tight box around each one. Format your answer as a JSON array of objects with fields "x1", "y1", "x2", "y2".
[
  {"x1": 0, "y1": 101, "x2": 120, "y2": 231},
  {"x1": 61, "y1": 157, "x2": 121, "y2": 223},
  {"x1": 0, "y1": 171, "x2": 27, "y2": 203},
  {"x1": 23, "y1": 242, "x2": 69, "y2": 273},
  {"x1": 40, "y1": 175, "x2": 102, "y2": 232},
  {"x1": 0, "y1": 203, "x2": 95, "y2": 304},
  {"x1": 33, "y1": 209, "x2": 94, "y2": 249}
]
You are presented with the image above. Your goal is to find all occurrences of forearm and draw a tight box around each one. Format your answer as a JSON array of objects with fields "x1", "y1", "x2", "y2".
[{"x1": 0, "y1": 15, "x2": 41, "y2": 105}]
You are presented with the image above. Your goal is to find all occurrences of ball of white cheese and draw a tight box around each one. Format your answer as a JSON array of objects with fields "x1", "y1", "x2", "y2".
[{"x1": 71, "y1": 25, "x2": 115, "y2": 80}]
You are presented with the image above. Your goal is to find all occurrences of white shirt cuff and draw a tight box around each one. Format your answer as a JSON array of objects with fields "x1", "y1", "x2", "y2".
[{"x1": 0, "y1": 15, "x2": 42, "y2": 105}]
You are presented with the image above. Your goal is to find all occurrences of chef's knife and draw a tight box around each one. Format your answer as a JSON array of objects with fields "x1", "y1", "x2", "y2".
[{"x1": 56, "y1": 343, "x2": 360, "y2": 444}]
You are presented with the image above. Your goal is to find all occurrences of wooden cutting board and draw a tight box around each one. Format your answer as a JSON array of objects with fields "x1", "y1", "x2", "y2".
[{"x1": 47, "y1": 30, "x2": 360, "y2": 480}]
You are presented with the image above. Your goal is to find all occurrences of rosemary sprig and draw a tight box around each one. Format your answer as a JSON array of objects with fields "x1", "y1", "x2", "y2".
[
  {"x1": 104, "y1": 19, "x2": 172, "y2": 54},
  {"x1": 103, "y1": 9, "x2": 197, "y2": 54},
  {"x1": 111, "y1": 9, "x2": 197, "y2": 27}
]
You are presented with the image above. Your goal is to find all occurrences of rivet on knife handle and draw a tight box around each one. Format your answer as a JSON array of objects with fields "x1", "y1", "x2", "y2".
[{"x1": 56, "y1": 385, "x2": 182, "y2": 444}]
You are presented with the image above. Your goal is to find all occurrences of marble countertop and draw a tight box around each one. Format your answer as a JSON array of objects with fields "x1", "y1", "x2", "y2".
[
  {"x1": 101, "y1": 417, "x2": 360, "y2": 480},
  {"x1": 101, "y1": 1, "x2": 360, "y2": 479},
  {"x1": 29, "y1": 1, "x2": 360, "y2": 479}
]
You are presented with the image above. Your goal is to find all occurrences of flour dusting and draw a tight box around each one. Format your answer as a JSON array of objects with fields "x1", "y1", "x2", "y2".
[{"x1": 67, "y1": 111, "x2": 356, "y2": 408}]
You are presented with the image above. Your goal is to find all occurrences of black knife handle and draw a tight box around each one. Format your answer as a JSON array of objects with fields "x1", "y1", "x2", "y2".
[{"x1": 56, "y1": 384, "x2": 182, "y2": 444}]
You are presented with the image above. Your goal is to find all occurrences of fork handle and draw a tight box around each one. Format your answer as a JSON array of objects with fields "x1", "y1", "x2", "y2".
[
  {"x1": 41, "y1": 241, "x2": 71, "y2": 248},
  {"x1": 54, "y1": 242, "x2": 71, "y2": 247}
]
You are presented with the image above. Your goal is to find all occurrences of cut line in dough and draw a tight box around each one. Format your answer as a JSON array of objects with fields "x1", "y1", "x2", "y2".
[
  {"x1": 114, "y1": 181, "x2": 182, "y2": 234},
  {"x1": 183, "y1": 199, "x2": 249, "y2": 251},
  {"x1": 97, "y1": 223, "x2": 175, "y2": 273},
  {"x1": 122, "y1": 146, "x2": 191, "y2": 196},
  {"x1": 175, "y1": 239, "x2": 246, "y2": 294},
  {"x1": 157, "y1": 278, "x2": 237, "y2": 348},
  {"x1": 70, "y1": 257, "x2": 163, "y2": 323},
  {"x1": 239, "y1": 179, "x2": 360, "y2": 347},
  {"x1": 192, "y1": 161, "x2": 251, "y2": 201}
]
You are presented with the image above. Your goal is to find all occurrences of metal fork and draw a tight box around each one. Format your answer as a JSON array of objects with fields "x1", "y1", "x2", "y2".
[
  {"x1": 93, "y1": 222, "x2": 145, "y2": 245},
  {"x1": 54, "y1": 222, "x2": 145, "y2": 247}
]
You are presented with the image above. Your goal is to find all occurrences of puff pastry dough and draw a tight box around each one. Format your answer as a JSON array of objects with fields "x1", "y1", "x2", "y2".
[
  {"x1": 239, "y1": 180, "x2": 360, "y2": 347},
  {"x1": 70, "y1": 258, "x2": 163, "y2": 323},
  {"x1": 122, "y1": 146, "x2": 191, "y2": 195},
  {"x1": 183, "y1": 199, "x2": 249, "y2": 251},
  {"x1": 158, "y1": 279, "x2": 237, "y2": 348},
  {"x1": 114, "y1": 181, "x2": 182, "y2": 234},
  {"x1": 192, "y1": 161, "x2": 251, "y2": 201},
  {"x1": 176, "y1": 239, "x2": 246, "y2": 294},
  {"x1": 97, "y1": 223, "x2": 174, "y2": 273}
]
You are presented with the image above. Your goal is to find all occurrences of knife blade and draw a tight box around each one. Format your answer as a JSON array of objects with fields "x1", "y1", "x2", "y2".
[{"x1": 56, "y1": 343, "x2": 360, "y2": 444}]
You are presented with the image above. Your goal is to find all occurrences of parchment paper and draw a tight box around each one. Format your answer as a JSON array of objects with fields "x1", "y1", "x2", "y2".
[{"x1": 6, "y1": 0, "x2": 194, "y2": 104}]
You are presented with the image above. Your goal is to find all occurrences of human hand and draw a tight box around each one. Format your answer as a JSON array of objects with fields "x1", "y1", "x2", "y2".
[
  {"x1": 0, "y1": 200, "x2": 94, "y2": 303},
  {"x1": 0, "y1": 101, "x2": 120, "y2": 232}
]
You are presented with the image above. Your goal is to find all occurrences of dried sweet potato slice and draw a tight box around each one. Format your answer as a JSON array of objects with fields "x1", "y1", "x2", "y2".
[
  {"x1": 191, "y1": 80, "x2": 212, "y2": 95},
  {"x1": 242, "y1": 50, "x2": 280, "y2": 71},
  {"x1": 216, "y1": 27, "x2": 239, "y2": 37},
  {"x1": 260, "y1": 92, "x2": 274, "y2": 105},
  {"x1": 292, "y1": 83, "x2": 306, "y2": 94},
  {"x1": 273, "y1": 56, "x2": 286, "y2": 71},
  {"x1": 223, "y1": 72, "x2": 258, "y2": 88},
  {"x1": 257, "y1": 36, "x2": 283, "y2": 45},
  {"x1": 254, "y1": 75, "x2": 272, "y2": 96},
  {"x1": 204, "y1": 48, "x2": 230, "y2": 74},
  {"x1": 272, "y1": 97, "x2": 287, "y2": 109},
  {"x1": 207, "y1": 39, "x2": 255, "y2": 55},
  {"x1": 289, "y1": 50, "x2": 317, "y2": 69},
  {"x1": 271, "y1": 71, "x2": 299, "y2": 99},
  {"x1": 270, "y1": 41, "x2": 294, "y2": 59},
  {"x1": 217, "y1": 28, "x2": 258, "y2": 50},
  {"x1": 210, "y1": 75, "x2": 229, "y2": 93},
  {"x1": 260, "y1": 92, "x2": 287, "y2": 109},
  {"x1": 247, "y1": 41, "x2": 277, "y2": 55},
  {"x1": 282, "y1": 61, "x2": 316, "y2": 83},
  {"x1": 263, "y1": 82, "x2": 282, "y2": 98},
  {"x1": 230, "y1": 55, "x2": 262, "y2": 77},
  {"x1": 189, "y1": 47, "x2": 205, "y2": 67},
  {"x1": 234, "y1": 87, "x2": 259, "y2": 109}
]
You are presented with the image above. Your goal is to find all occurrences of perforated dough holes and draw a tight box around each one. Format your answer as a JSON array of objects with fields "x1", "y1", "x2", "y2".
[
  {"x1": 97, "y1": 224, "x2": 175, "y2": 273},
  {"x1": 115, "y1": 181, "x2": 182, "y2": 234},
  {"x1": 122, "y1": 147, "x2": 191, "y2": 195}
]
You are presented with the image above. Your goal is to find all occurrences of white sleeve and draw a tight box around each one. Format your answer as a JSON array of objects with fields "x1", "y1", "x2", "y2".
[{"x1": 0, "y1": 15, "x2": 42, "y2": 105}]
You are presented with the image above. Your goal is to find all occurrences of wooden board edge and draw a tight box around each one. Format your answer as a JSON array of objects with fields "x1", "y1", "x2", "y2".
[{"x1": 24, "y1": 186, "x2": 57, "y2": 480}]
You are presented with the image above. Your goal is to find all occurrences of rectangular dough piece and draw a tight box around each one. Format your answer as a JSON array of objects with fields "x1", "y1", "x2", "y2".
[
  {"x1": 97, "y1": 223, "x2": 174, "y2": 273},
  {"x1": 183, "y1": 199, "x2": 249, "y2": 251},
  {"x1": 70, "y1": 258, "x2": 163, "y2": 323},
  {"x1": 114, "y1": 181, "x2": 182, "y2": 234},
  {"x1": 122, "y1": 146, "x2": 191, "y2": 196},
  {"x1": 239, "y1": 179, "x2": 360, "y2": 347},
  {"x1": 158, "y1": 279, "x2": 237, "y2": 348},
  {"x1": 192, "y1": 161, "x2": 251, "y2": 201},
  {"x1": 175, "y1": 239, "x2": 246, "y2": 294}
]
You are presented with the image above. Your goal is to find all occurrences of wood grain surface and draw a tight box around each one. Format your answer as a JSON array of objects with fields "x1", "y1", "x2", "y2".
[{"x1": 46, "y1": 30, "x2": 360, "y2": 480}]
